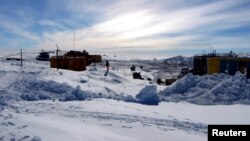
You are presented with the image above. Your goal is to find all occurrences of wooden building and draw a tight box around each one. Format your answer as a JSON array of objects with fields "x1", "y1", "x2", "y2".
[{"x1": 50, "y1": 50, "x2": 102, "y2": 71}]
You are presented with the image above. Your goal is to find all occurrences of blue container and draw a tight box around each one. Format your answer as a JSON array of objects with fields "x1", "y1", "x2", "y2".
[
  {"x1": 220, "y1": 60, "x2": 237, "y2": 75},
  {"x1": 228, "y1": 61, "x2": 237, "y2": 75},
  {"x1": 220, "y1": 61, "x2": 228, "y2": 74},
  {"x1": 247, "y1": 62, "x2": 250, "y2": 79}
]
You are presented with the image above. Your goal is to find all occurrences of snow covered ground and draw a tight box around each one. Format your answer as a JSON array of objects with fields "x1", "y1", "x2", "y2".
[
  {"x1": 0, "y1": 56, "x2": 250, "y2": 141},
  {"x1": 1, "y1": 100, "x2": 250, "y2": 141}
]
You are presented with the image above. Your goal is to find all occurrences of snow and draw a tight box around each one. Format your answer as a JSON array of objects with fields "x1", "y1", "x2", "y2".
[
  {"x1": 0, "y1": 54, "x2": 250, "y2": 141},
  {"x1": 0, "y1": 61, "x2": 150, "y2": 107},
  {"x1": 1, "y1": 99, "x2": 250, "y2": 141},
  {"x1": 136, "y1": 85, "x2": 159, "y2": 105},
  {"x1": 159, "y1": 73, "x2": 250, "y2": 105}
]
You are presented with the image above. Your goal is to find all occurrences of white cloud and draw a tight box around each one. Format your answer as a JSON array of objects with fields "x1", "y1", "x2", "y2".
[
  {"x1": 0, "y1": 0, "x2": 246, "y2": 56},
  {"x1": 0, "y1": 19, "x2": 40, "y2": 41}
]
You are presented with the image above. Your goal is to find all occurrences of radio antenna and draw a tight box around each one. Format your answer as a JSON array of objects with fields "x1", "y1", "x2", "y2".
[{"x1": 73, "y1": 31, "x2": 75, "y2": 51}]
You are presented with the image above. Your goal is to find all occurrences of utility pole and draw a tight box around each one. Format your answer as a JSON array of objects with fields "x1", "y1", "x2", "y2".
[
  {"x1": 56, "y1": 45, "x2": 59, "y2": 70},
  {"x1": 73, "y1": 31, "x2": 75, "y2": 51},
  {"x1": 21, "y1": 48, "x2": 22, "y2": 67}
]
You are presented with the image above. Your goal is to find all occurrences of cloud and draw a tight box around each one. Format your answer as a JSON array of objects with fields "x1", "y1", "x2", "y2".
[
  {"x1": 1, "y1": 0, "x2": 250, "y2": 58},
  {"x1": 0, "y1": 18, "x2": 40, "y2": 41}
]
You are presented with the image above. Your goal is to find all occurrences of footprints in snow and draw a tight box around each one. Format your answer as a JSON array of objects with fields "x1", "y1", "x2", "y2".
[
  {"x1": 0, "y1": 113, "x2": 40, "y2": 141},
  {"x1": 102, "y1": 123, "x2": 133, "y2": 129}
]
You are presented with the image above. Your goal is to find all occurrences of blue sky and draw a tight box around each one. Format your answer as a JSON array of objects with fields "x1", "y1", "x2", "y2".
[{"x1": 0, "y1": 0, "x2": 250, "y2": 58}]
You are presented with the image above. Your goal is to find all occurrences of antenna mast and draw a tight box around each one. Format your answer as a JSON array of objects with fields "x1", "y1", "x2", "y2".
[{"x1": 73, "y1": 31, "x2": 75, "y2": 51}]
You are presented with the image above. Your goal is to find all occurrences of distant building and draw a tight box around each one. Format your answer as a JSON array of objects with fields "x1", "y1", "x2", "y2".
[
  {"x1": 50, "y1": 50, "x2": 102, "y2": 71},
  {"x1": 193, "y1": 53, "x2": 250, "y2": 79}
]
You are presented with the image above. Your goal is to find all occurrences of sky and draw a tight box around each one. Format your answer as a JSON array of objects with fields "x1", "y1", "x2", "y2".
[{"x1": 0, "y1": 0, "x2": 250, "y2": 59}]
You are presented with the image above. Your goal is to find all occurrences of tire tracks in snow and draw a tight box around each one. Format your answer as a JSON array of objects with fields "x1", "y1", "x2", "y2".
[
  {"x1": 17, "y1": 102, "x2": 207, "y2": 135},
  {"x1": 62, "y1": 110, "x2": 207, "y2": 135}
]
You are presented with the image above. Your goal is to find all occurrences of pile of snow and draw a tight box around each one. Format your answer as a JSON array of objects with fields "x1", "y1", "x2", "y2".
[
  {"x1": 159, "y1": 73, "x2": 250, "y2": 105},
  {"x1": 163, "y1": 56, "x2": 193, "y2": 66},
  {"x1": 0, "y1": 70, "x2": 94, "y2": 106},
  {"x1": 1, "y1": 68, "x2": 158, "y2": 107},
  {"x1": 136, "y1": 85, "x2": 160, "y2": 105}
]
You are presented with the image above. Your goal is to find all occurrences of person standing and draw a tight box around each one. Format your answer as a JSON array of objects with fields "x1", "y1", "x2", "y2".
[
  {"x1": 106, "y1": 61, "x2": 109, "y2": 71},
  {"x1": 104, "y1": 60, "x2": 109, "y2": 76}
]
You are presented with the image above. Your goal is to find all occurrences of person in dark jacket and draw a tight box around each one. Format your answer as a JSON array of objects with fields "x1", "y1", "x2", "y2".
[
  {"x1": 104, "y1": 61, "x2": 109, "y2": 76},
  {"x1": 106, "y1": 61, "x2": 109, "y2": 71}
]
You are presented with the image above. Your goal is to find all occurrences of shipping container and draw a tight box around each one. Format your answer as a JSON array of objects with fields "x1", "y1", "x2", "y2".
[
  {"x1": 228, "y1": 61, "x2": 237, "y2": 75},
  {"x1": 193, "y1": 55, "x2": 250, "y2": 78},
  {"x1": 193, "y1": 56, "x2": 207, "y2": 75},
  {"x1": 247, "y1": 63, "x2": 250, "y2": 79},
  {"x1": 238, "y1": 61, "x2": 247, "y2": 73},
  {"x1": 207, "y1": 57, "x2": 220, "y2": 74},
  {"x1": 219, "y1": 60, "x2": 228, "y2": 74}
]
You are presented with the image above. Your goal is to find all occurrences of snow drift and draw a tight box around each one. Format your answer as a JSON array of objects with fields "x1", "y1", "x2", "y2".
[
  {"x1": 159, "y1": 73, "x2": 250, "y2": 105},
  {"x1": 136, "y1": 85, "x2": 159, "y2": 105},
  {"x1": 0, "y1": 70, "x2": 94, "y2": 106},
  {"x1": 0, "y1": 70, "x2": 138, "y2": 107},
  {"x1": 1, "y1": 60, "x2": 250, "y2": 107}
]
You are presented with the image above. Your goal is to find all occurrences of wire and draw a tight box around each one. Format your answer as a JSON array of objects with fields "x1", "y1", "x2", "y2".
[{"x1": 0, "y1": 53, "x2": 21, "y2": 58}]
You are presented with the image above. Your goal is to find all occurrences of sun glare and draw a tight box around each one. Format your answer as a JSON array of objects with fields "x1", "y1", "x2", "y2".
[
  {"x1": 98, "y1": 11, "x2": 154, "y2": 36},
  {"x1": 97, "y1": 11, "x2": 183, "y2": 39}
]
